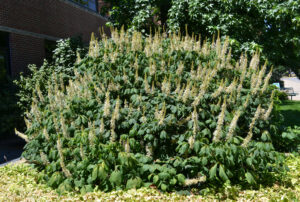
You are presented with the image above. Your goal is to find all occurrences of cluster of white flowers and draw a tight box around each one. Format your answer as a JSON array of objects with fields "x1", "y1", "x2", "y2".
[
  {"x1": 242, "y1": 105, "x2": 262, "y2": 147},
  {"x1": 226, "y1": 110, "x2": 242, "y2": 141},
  {"x1": 184, "y1": 176, "x2": 207, "y2": 187},
  {"x1": 213, "y1": 98, "x2": 227, "y2": 142},
  {"x1": 103, "y1": 91, "x2": 111, "y2": 117},
  {"x1": 57, "y1": 137, "x2": 72, "y2": 178},
  {"x1": 40, "y1": 151, "x2": 50, "y2": 165},
  {"x1": 161, "y1": 76, "x2": 171, "y2": 96}
]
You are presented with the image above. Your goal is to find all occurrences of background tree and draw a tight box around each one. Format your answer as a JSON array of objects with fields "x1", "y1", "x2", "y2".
[
  {"x1": 101, "y1": 0, "x2": 171, "y2": 33},
  {"x1": 100, "y1": 0, "x2": 300, "y2": 80}
]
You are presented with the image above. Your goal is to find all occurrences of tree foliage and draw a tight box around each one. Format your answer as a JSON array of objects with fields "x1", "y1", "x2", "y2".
[{"x1": 101, "y1": 0, "x2": 300, "y2": 79}]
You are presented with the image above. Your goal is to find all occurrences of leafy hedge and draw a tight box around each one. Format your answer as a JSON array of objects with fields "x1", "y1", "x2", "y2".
[{"x1": 20, "y1": 29, "x2": 285, "y2": 193}]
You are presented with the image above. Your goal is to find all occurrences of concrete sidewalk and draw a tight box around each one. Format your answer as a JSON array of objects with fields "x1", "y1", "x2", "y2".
[
  {"x1": 281, "y1": 77, "x2": 300, "y2": 100},
  {"x1": 0, "y1": 157, "x2": 21, "y2": 167}
]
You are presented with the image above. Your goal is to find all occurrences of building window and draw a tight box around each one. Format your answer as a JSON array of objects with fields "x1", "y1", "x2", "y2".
[
  {"x1": 0, "y1": 32, "x2": 10, "y2": 77},
  {"x1": 72, "y1": 0, "x2": 98, "y2": 12},
  {"x1": 44, "y1": 39, "x2": 57, "y2": 62}
]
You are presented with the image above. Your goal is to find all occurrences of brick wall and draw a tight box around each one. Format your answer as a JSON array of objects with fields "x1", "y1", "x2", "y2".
[
  {"x1": 0, "y1": 0, "x2": 109, "y2": 41},
  {"x1": 9, "y1": 34, "x2": 45, "y2": 77},
  {"x1": 0, "y1": 0, "x2": 109, "y2": 77}
]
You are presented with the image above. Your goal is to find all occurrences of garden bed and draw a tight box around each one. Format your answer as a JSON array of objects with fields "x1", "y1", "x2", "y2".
[{"x1": 0, "y1": 156, "x2": 299, "y2": 201}]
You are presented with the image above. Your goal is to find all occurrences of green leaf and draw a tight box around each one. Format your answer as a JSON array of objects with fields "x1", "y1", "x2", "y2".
[
  {"x1": 160, "y1": 130, "x2": 167, "y2": 139},
  {"x1": 219, "y1": 164, "x2": 229, "y2": 181},
  {"x1": 177, "y1": 174, "x2": 185, "y2": 185},
  {"x1": 48, "y1": 172, "x2": 62, "y2": 188},
  {"x1": 194, "y1": 141, "x2": 201, "y2": 153},
  {"x1": 209, "y1": 163, "x2": 218, "y2": 180},
  {"x1": 161, "y1": 183, "x2": 168, "y2": 191},
  {"x1": 261, "y1": 131, "x2": 271, "y2": 141},
  {"x1": 159, "y1": 172, "x2": 170, "y2": 180},
  {"x1": 98, "y1": 163, "x2": 108, "y2": 180},
  {"x1": 85, "y1": 185, "x2": 94, "y2": 192},
  {"x1": 153, "y1": 175, "x2": 159, "y2": 184},
  {"x1": 91, "y1": 166, "x2": 98, "y2": 181},
  {"x1": 245, "y1": 172, "x2": 256, "y2": 184},
  {"x1": 74, "y1": 179, "x2": 84, "y2": 188},
  {"x1": 179, "y1": 143, "x2": 189, "y2": 155},
  {"x1": 170, "y1": 178, "x2": 177, "y2": 185},
  {"x1": 202, "y1": 157, "x2": 208, "y2": 166},
  {"x1": 246, "y1": 158, "x2": 252, "y2": 166},
  {"x1": 126, "y1": 177, "x2": 142, "y2": 189},
  {"x1": 109, "y1": 170, "x2": 122, "y2": 186}
]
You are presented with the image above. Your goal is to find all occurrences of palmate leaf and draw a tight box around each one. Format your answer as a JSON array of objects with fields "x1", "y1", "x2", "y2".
[
  {"x1": 179, "y1": 143, "x2": 189, "y2": 155},
  {"x1": 109, "y1": 170, "x2": 122, "y2": 186},
  {"x1": 74, "y1": 179, "x2": 84, "y2": 188},
  {"x1": 126, "y1": 177, "x2": 142, "y2": 189}
]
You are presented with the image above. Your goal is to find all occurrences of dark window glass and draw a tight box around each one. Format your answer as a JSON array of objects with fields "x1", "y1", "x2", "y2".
[
  {"x1": 72, "y1": 0, "x2": 97, "y2": 12},
  {"x1": 0, "y1": 32, "x2": 10, "y2": 77},
  {"x1": 0, "y1": 32, "x2": 8, "y2": 47},
  {"x1": 87, "y1": 0, "x2": 97, "y2": 11},
  {"x1": 44, "y1": 39, "x2": 57, "y2": 62}
]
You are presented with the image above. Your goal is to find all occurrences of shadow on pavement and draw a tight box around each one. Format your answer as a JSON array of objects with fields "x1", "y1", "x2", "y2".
[{"x1": 0, "y1": 135, "x2": 25, "y2": 164}]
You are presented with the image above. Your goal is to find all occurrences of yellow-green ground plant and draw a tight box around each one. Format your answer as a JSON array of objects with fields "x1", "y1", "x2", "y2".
[
  {"x1": 1, "y1": 155, "x2": 299, "y2": 201},
  {"x1": 19, "y1": 29, "x2": 285, "y2": 193}
]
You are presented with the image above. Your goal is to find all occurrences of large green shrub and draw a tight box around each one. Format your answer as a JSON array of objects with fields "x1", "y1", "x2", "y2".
[{"x1": 21, "y1": 29, "x2": 285, "y2": 193}]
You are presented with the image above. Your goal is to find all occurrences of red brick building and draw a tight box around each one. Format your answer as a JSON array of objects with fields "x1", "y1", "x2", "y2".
[{"x1": 0, "y1": 0, "x2": 108, "y2": 77}]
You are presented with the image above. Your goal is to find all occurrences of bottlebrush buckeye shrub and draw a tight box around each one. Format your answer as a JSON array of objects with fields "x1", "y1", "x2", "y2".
[{"x1": 20, "y1": 29, "x2": 285, "y2": 193}]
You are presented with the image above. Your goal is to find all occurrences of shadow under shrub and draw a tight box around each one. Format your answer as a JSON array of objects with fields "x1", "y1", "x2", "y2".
[
  {"x1": 21, "y1": 29, "x2": 285, "y2": 193},
  {"x1": 270, "y1": 98, "x2": 300, "y2": 152},
  {"x1": 0, "y1": 70, "x2": 24, "y2": 138},
  {"x1": 273, "y1": 126, "x2": 300, "y2": 153}
]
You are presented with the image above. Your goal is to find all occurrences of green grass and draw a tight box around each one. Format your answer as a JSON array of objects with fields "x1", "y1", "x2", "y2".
[
  {"x1": 1, "y1": 156, "x2": 300, "y2": 201},
  {"x1": 279, "y1": 100, "x2": 300, "y2": 127}
]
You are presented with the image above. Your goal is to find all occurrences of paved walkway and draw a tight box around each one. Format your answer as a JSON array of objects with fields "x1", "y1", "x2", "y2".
[{"x1": 281, "y1": 77, "x2": 300, "y2": 100}]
